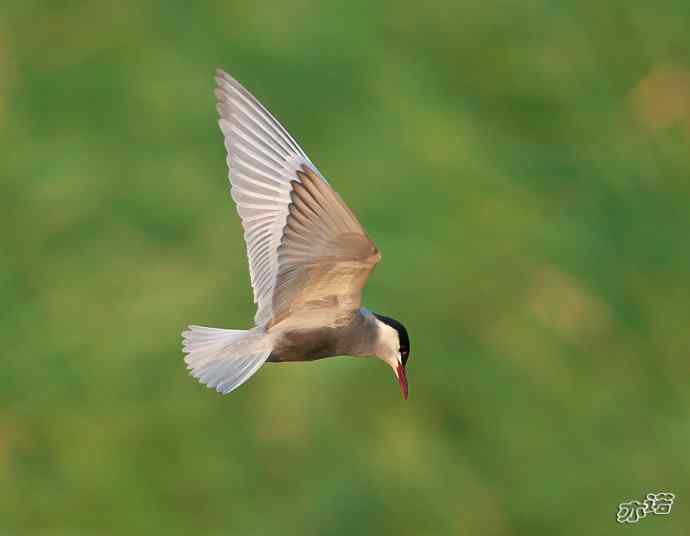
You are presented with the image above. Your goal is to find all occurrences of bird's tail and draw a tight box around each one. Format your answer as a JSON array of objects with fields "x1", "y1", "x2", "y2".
[{"x1": 182, "y1": 325, "x2": 272, "y2": 394}]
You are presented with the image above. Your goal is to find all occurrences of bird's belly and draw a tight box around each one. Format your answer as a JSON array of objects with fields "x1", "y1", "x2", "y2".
[{"x1": 268, "y1": 327, "x2": 340, "y2": 362}]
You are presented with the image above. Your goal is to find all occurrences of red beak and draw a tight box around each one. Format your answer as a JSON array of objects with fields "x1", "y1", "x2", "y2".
[{"x1": 395, "y1": 362, "x2": 408, "y2": 400}]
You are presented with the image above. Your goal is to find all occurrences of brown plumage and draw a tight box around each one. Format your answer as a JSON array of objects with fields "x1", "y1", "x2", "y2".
[{"x1": 182, "y1": 70, "x2": 410, "y2": 399}]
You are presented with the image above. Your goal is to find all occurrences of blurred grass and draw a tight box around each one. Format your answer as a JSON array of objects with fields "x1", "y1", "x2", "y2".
[{"x1": 1, "y1": 1, "x2": 690, "y2": 534}]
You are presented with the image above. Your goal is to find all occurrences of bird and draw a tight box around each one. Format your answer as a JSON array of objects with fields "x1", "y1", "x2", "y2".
[{"x1": 182, "y1": 69, "x2": 411, "y2": 399}]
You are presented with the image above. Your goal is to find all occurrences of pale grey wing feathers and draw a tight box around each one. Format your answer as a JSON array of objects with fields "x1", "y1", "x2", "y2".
[
  {"x1": 215, "y1": 69, "x2": 321, "y2": 327},
  {"x1": 271, "y1": 166, "x2": 381, "y2": 327}
]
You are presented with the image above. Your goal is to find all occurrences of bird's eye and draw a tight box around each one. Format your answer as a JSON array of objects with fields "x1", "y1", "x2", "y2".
[{"x1": 401, "y1": 349, "x2": 409, "y2": 366}]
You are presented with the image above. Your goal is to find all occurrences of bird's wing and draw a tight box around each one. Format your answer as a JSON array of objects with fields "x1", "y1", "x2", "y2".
[
  {"x1": 215, "y1": 70, "x2": 379, "y2": 328},
  {"x1": 270, "y1": 165, "x2": 380, "y2": 327}
]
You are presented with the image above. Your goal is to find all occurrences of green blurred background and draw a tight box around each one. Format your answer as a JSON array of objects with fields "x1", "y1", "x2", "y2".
[{"x1": 2, "y1": 1, "x2": 690, "y2": 534}]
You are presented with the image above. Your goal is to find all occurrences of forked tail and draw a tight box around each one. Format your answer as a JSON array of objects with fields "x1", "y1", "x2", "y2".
[{"x1": 182, "y1": 326, "x2": 272, "y2": 394}]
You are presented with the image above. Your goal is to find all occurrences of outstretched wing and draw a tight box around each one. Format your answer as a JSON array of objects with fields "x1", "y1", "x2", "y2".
[
  {"x1": 270, "y1": 165, "x2": 380, "y2": 327},
  {"x1": 215, "y1": 70, "x2": 318, "y2": 327},
  {"x1": 214, "y1": 70, "x2": 379, "y2": 328}
]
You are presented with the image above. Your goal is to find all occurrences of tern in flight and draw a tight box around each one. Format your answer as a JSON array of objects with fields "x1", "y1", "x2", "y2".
[{"x1": 182, "y1": 70, "x2": 411, "y2": 399}]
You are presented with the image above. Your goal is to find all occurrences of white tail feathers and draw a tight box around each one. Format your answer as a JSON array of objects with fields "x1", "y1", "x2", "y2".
[{"x1": 182, "y1": 326, "x2": 272, "y2": 395}]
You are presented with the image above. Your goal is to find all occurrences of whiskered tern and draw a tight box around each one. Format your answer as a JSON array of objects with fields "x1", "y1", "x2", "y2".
[{"x1": 182, "y1": 70, "x2": 411, "y2": 399}]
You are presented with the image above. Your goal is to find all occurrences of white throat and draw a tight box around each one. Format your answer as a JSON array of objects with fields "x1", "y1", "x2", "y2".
[{"x1": 373, "y1": 316, "x2": 400, "y2": 367}]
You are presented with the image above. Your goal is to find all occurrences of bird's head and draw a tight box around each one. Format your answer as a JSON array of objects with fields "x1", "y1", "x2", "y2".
[{"x1": 373, "y1": 313, "x2": 410, "y2": 400}]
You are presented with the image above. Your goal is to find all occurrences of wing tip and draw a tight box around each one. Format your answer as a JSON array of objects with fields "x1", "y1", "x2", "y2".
[{"x1": 215, "y1": 68, "x2": 230, "y2": 82}]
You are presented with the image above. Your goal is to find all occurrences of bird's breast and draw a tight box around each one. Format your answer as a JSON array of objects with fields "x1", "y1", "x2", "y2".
[{"x1": 268, "y1": 327, "x2": 341, "y2": 362}]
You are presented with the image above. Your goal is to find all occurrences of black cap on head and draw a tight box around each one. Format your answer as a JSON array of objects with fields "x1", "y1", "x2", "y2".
[{"x1": 373, "y1": 313, "x2": 410, "y2": 366}]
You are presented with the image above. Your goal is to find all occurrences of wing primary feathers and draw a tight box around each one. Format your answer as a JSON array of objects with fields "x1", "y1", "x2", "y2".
[
  {"x1": 215, "y1": 69, "x2": 379, "y2": 328},
  {"x1": 215, "y1": 70, "x2": 304, "y2": 157}
]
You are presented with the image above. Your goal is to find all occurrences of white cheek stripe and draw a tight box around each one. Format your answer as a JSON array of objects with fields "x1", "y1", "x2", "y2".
[{"x1": 375, "y1": 320, "x2": 400, "y2": 367}]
